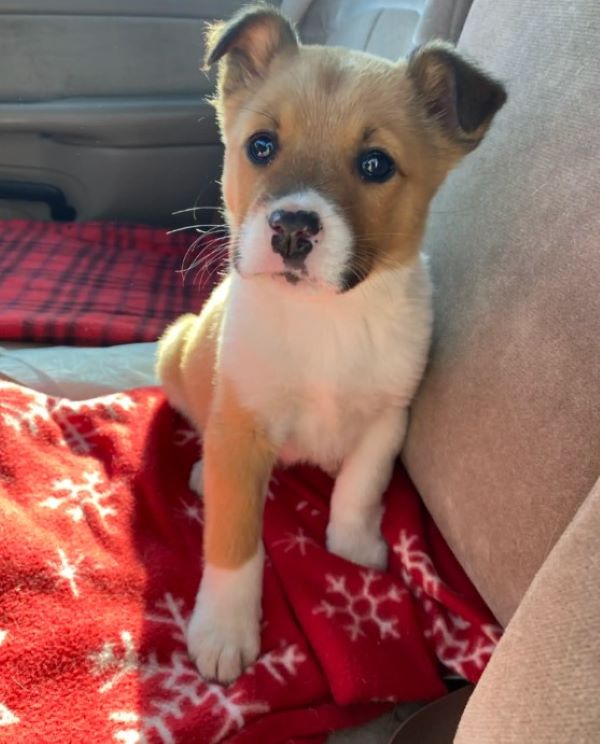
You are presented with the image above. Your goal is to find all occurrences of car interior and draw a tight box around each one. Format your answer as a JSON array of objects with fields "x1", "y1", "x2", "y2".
[{"x1": 0, "y1": 0, "x2": 598, "y2": 742}]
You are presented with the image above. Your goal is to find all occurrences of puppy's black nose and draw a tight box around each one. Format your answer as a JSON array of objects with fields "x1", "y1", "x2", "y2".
[{"x1": 268, "y1": 209, "x2": 320, "y2": 262}]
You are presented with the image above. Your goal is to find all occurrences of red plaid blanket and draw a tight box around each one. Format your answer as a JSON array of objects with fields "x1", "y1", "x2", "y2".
[
  {"x1": 0, "y1": 383, "x2": 501, "y2": 743},
  {"x1": 0, "y1": 220, "x2": 224, "y2": 346}
]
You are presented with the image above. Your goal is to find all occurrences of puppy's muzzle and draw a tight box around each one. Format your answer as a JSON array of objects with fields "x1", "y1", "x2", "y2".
[{"x1": 268, "y1": 209, "x2": 321, "y2": 267}]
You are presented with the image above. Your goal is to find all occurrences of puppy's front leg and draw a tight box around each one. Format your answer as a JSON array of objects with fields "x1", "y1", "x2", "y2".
[
  {"x1": 327, "y1": 407, "x2": 408, "y2": 570},
  {"x1": 187, "y1": 380, "x2": 275, "y2": 684}
]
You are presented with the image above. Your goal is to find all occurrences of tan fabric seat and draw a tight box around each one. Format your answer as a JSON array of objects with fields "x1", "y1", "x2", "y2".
[
  {"x1": 455, "y1": 476, "x2": 600, "y2": 743},
  {"x1": 399, "y1": 0, "x2": 600, "y2": 740},
  {"x1": 403, "y1": 0, "x2": 600, "y2": 626}
]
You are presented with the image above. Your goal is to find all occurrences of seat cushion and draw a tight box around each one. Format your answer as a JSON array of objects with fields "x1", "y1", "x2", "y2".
[
  {"x1": 455, "y1": 476, "x2": 600, "y2": 743},
  {"x1": 403, "y1": 0, "x2": 600, "y2": 624}
]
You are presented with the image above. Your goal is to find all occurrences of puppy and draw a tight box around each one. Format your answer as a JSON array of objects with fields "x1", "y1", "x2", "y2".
[{"x1": 157, "y1": 4, "x2": 506, "y2": 684}]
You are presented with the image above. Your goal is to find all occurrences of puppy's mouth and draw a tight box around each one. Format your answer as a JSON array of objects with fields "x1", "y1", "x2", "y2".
[
  {"x1": 280, "y1": 270, "x2": 302, "y2": 286},
  {"x1": 235, "y1": 262, "x2": 342, "y2": 294}
]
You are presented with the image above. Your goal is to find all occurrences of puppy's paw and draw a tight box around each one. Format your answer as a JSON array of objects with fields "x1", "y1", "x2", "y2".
[
  {"x1": 188, "y1": 459, "x2": 204, "y2": 497},
  {"x1": 326, "y1": 522, "x2": 388, "y2": 571},
  {"x1": 186, "y1": 553, "x2": 264, "y2": 684},
  {"x1": 187, "y1": 595, "x2": 260, "y2": 684}
]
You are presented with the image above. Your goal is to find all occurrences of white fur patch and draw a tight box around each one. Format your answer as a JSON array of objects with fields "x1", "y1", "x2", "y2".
[
  {"x1": 236, "y1": 189, "x2": 353, "y2": 290},
  {"x1": 327, "y1": 407, "x2": 408, "y2": 569},
  {"x1": 188, "y1": 459, "x2": 204, "y2": 497},
  {"x1": 186, "y1": 548, "x2": 263, "y2": 683},
  {"x1": 222, "y1": 257, "x2": 432, "y2": 476}
]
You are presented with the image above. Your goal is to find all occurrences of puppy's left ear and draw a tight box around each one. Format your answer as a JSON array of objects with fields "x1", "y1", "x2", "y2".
[
  {"x1": 408, "y1": 41, "x2": 507, "y2": 151},
  {"x1": 204, "y1": 5, "x2": 299, "y2": 97}
]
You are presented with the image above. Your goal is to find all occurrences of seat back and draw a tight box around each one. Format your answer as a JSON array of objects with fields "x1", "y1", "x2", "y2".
[{"x1": 403, "y1": 0, "x2": 600, "y2": 623}]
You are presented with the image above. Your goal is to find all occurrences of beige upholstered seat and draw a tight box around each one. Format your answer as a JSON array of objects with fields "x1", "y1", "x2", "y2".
[
  {"x1": 403, "y1": 0, "x2": 600, "y2": 740},
  {"x1": 404, "y1": 0, "x2": 600, "y2": 627}
]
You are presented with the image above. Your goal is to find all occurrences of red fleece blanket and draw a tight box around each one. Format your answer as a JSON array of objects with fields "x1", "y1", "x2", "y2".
[
  {"x1": 0, "y1": 220, "x2": 223, "y2": 346},
  {"x1": 0, "y1": 383, "x2": 501, "y2": 743}
]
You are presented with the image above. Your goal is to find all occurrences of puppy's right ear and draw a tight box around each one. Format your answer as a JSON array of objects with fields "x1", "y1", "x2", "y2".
[
  {"x1": 204, "y1": 4, "x2": 299, "y2": 97},
  {"x1": 408, "y1": 41, "x2": 506, "y2": 153}
]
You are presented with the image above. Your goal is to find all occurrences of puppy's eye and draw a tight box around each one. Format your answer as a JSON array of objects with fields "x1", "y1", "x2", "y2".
[
  {"x1": 247, "y1": 132, "x2": 278, "y2": 166},
  {"x1": 358, "y1": 150, "x2": 395, "y2": 183}
]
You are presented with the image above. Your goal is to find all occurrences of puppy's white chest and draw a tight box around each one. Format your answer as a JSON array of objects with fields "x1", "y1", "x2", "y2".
[
  {"x1": 222, "y1": 264, "x2": 432, "y2": 470},
  {"x1": 276, "y1": 387, "x2": 382, "y2": 473}
]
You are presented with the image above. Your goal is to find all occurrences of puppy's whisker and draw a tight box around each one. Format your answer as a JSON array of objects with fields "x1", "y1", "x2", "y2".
[
  {"x1": 181, "y1": 238, "x2": 229, "y2": 284},
  {"x1": 196, "y1": 257, "x2": 228, "y2": 289},
  {"x1": 168, "y1": 226, "x2": 202, "y2": 235},
  {"x1": 200, "y1": 259, "x2": 229, "y2": 288},
  {"x1": 168, "y1": 225, "x2": 210, "y2": 235},
  {"x1": 192, "y1": 229, "x2": 230, "y2": 239},
  {"x1": 185, "y1": 247, "x2": 228, "y2": 274},
  {"x1": 168, "y1": 224, "x2": 227, "y2": 235},
  {"x1": 180, "y1": 244, "x2": 228, "y2": 274},
  {"x1": 180, "y1": 236, "x2": 218, "y2": 278},
  {"x1": 172, "y1": 206, "x2": 226, "y2": 215},
  {"x1": 180, "y1": 237, "x2": 205, "y2": 275},
  {"x1": 179, "y1": 233, "x2": 229, "y2": 270}
]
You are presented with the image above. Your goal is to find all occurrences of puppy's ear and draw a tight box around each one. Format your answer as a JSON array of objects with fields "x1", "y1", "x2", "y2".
[
  {"x1": 204, "y1": 4, "x2": 299, "y2": 96},
  {"x1": 408, "y1": 41, "x2": 506, "y2": 151}
]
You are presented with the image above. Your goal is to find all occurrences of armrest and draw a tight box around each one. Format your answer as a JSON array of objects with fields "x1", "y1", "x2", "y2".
[{"x1": 455, "y1": 475, "x2": 600, "y2": 743}]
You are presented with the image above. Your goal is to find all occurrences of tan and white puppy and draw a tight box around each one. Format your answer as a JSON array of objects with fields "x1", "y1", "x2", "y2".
[{"x1": 157, "y1": 4, "x2": 506, "y2": 684}]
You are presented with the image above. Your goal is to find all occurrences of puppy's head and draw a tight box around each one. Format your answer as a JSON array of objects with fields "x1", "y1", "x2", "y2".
[{"x1": 205, "y1": 4, "x2": 506, "y2": 294}]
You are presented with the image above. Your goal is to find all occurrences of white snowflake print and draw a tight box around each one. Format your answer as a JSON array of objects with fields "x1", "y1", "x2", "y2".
[
  {"x1": 393, "y1": 531, "x2": 501, "y2": 676},
  {"x1": 0, "y1": 705, "x2": 19, "y2": 728},
  {"x1": 249, "y1": 643, "x2": 307, "y2": 684},
  {"x1": 52, "y1": 393, "x2": 135, "y2": 454},
  {"x1": 179, "y1": 496, "x2": 203, "y2": 525},
  {"x1": 109, "y1": 710, "x2": 177, "y2": 744},
  {"x1": 425, "y1": 616, "x2": 502, "y2": 678},
  {"x1": 314, "y1": 571, "x2": 406, "y2": 641},
  {"x1": 0, "y1": 630, "x2": 20, "y2": 726},
  {"x1": 266, "y1": 474, "x2": 280, "y2": 502},
  {"x1": 40, "y1": 470, "x2": 116, "y2": 524},
  {"x1": 47, "y1": 547, "x2": 84, "y2": 597},
  {"x1": 145, "y1": 593, "x2": 188, "y2": 644},
  {"x1": 96, "y1": 593, "x2": 289, "y2": 744},
  {"x1": 109, "y1": 711, "x2": 146, "y2": 744},
  {"x1": 295, "y1": 500, "x2": 321, "y2": 518},
  {"x1": 53, "y1": 407, "x2": 102, "y2": 454},
  {"x1": 482, "y1": 623, "x2": 503, "y2": 645},
  {"x1": 0, "y1": 387, "x2": 52, "y2": 436},
  {"x1": 173, "y1": 426, "x2": 200, "y2": 448},
  {"x1": 89, "y1": 630, "x2": 141, "y2": 693},
  {"x1": 105, "y1": 650, "x2": 268, "y2": 744},
  {"x1": 145, "y1": 652, "x2": 269, "y2": 743},
  {"x1": 393, "y1": 530, "x2": 443, "y2": 600},
  {"x1": 203, "y1": 683, "x2": 269, "y2": 743},
  {"x1": 272, "y1": 528, "x2": 314, "y2": 556},
  {"x1": 55, "y1": 393, "x2": 135, "y2": 421}
]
